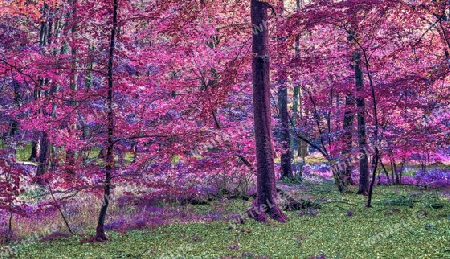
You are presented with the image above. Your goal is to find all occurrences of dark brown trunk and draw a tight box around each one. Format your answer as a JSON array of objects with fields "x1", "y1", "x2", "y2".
[
  {"x1": 354, "y1": 53, "x2": 369, "y2": 195},
  {"x1": 95, "y1": 0, "x2": 117, "y2": 241},
  {"x1": 247, "y1": 0, "x2": 287, "y2": 223}
]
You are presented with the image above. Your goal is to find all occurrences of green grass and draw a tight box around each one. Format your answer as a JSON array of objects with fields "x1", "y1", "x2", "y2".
[
  {"x1": 7, "y1": 184, "x2": 450, "y2": 259},
  {"x1": 11, "y1": 144, "x2": 135, "y2": 166},
  {"x1": 16, "y1": 142, "x2": 32, "y2": 162}
]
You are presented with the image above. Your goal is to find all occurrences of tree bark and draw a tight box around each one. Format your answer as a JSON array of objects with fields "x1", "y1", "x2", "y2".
[{"x1": 247, "y1": 0, "x2": 287, "y2": 223}]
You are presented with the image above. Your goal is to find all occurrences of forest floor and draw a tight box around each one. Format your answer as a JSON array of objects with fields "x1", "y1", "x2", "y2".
[{"x1": 6, "y1": 183, "x2": 450, "y2": 259}]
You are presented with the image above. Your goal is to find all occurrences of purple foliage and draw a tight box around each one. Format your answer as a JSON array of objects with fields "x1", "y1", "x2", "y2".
[
  {"x1": 401, "y1": 176, "x2": 416, "y2": 185},
  {"x1": 414, "y1": 169, "x2": 450, "y2": 186}
]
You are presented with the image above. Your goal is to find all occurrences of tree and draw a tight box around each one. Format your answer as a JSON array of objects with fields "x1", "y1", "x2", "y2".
[{"x1": 247, "y1": 0, "x2": 287, "y2": 223}]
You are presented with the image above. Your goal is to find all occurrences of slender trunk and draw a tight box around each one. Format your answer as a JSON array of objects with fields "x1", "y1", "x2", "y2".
[
  {"x1": 354, "y1": 53, "x2": 369, "y2": 195},
  {"x1": 247, "y1": 0, "x2": 287, "y2": 223},
  {"x1": 95, "y1": 0, "x2": 118, "y2": 241}
]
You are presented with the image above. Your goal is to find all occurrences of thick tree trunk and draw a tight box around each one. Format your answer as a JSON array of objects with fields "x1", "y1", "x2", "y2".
[
  {"x1": 354, "y1": 53, "x2": 369, "y2": 195},
  {"x1": 247, "y1": 0, "x2": 287, "y2": 223},
  {"x1": 95, "y1": 0, "x2": 117, "y2": 241}
]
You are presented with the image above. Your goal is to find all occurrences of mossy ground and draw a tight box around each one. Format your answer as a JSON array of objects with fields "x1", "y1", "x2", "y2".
[{"x1": 6, "y1": 184, "x2": 450, "y2": 259}]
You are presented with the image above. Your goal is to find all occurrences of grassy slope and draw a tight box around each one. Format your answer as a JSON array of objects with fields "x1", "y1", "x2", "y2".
[{"x1": 9, "y1": 184, "x2": 450, "y2": 259}]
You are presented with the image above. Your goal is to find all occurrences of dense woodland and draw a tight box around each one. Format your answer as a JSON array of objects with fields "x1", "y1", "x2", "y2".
[{"x1": 0, "y1": 0, "x2": 449, "y2": 258}]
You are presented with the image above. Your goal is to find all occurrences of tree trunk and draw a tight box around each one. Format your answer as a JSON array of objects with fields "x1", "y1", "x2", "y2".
[
  {"x1": 279, "y1": 83, "x2": 293, "y2": 179},
  {"x1": 297, "y1": 87, "x2": 308, "y2": 160},
  {"x1": 95, "y1": 0, "x2": 118, "y2": 241},
  {"x1": 35, "y1": 131, "x2": 50, "y2": 185},
  {"x1": 354, "y1": 53, "x2": 369, "y2": 195},
  {"x1": 342, "y1": 93, "x2": 355, "y2": 187},
  {"x1": 247, "y1": 0, "x2": 287, "y2": 223}
]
